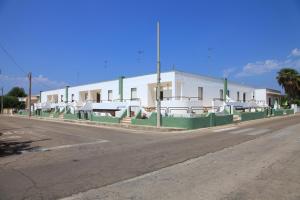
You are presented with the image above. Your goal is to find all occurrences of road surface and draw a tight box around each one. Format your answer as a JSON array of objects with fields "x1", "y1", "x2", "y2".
[{"x1": 0, "y1": 114, "x2": 299, "y2": 200}]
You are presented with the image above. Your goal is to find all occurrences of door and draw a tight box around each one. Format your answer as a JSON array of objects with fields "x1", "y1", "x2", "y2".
[
  {"x1": 160, "y1": 91, "x2": 164, "y2": 100},
  {"x1": 96, "y1": 92, "x2": 101, "y2": 103}
]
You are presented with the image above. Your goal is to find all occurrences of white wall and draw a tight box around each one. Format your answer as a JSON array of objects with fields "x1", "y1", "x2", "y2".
[
  {"x1": 254, "y1": 89, "x2": 267, "y2": 105},
  {"x1": 68, "y1": 80, "x2": 119, "y2": 103},
  {"x1": 123, "y1": 72, "x2": 175, "y2": 107},
  {"x1": 41, "y1": 88, "x2": 65, "y2": 103},
  {"x1": 41, "y1": 71, "x2": 260, "y2": 108},
  {"x1": 175, "y1": 72, "x2": 255, "y2": 107},
  {"x1": 41, "y1": 72, "x2": 175, "y2": 107}
]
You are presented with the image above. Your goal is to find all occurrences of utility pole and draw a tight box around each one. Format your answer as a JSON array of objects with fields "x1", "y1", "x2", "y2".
[
  {"x1": 1, "y1": 87, "x2": 3, "y2": 114},
  {"x1": 28, "y1": 72, "x2": 32, "y2": 117},
  {"x1": 156, "y1": 21, "x2": 161, "y2": 128},
  {"x1": 0, "y1": 69, "x2": 3, "y2": 114}
]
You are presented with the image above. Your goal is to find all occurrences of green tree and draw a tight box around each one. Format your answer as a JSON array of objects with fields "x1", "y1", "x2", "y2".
[
  {"x1": 6, "y1": 87, "x2": 27, "y2": 97},
  {"x1": 3, "y1": 96, "x2": 19, "y2": 108},
  {"x1": 1, "y1": 87, "x2": 27, "y2": 110},
  {"x1": 276, "y1": 68, "x2": 300, "y2": 103}
]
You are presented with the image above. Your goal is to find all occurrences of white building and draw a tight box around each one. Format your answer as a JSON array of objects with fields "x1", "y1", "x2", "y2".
[{"x1": 36, "y1": 71, "x2": 281, "y2": 115}]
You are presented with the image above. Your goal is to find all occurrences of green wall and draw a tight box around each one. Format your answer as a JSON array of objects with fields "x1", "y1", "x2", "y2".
[
  {"x1": 284, "y1": 109, "x2": 294, "y2": 115},
  {"x1": 274, "y1": 109, "x2": 284, "y2": 116},
  {"x1": 131, "y1": 112, "x2": 157, "y2": 126},
  {"x1": 214, "y1": 114, "x2": 234, "y2": 126},
  {"x1": 53, "y1": 111, "x2": 61, "y2": 118},
  {"x1": 240, "y1": 111, "x2": 265, "y2": 121},
  {"x1": 19, "y1": 111, "x2": 29, "y2": 116},
  {"x1": 91, "y1": 114, "x2": 120, "y2": 123},
  {"x1": 64, "y1": 113, "x2": 78, "y2": 120},
  {"x1": 40, "y1": 111, "x2": 50, "y2": 117},
  {"x1": 131, "y1": 112, "x2": 233, "y2": 129}
]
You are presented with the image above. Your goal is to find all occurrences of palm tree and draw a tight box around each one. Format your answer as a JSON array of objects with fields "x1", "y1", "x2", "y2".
[{"x1": 276, "y1": 68, "x2": 300, "y2": 103}]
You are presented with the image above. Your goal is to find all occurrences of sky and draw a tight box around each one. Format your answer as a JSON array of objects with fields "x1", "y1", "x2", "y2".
[{"x1": 0, "y1": 0, "x2": 300, "y2": 94}]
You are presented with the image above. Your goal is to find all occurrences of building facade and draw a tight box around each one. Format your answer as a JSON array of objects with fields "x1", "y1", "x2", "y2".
[{"x1": 37, "y1": 71, "x2": 280, "y2": 115}]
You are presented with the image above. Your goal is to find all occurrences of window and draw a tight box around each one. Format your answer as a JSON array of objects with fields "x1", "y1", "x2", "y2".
[
  {"x1": 219, "y1": 89, "x2": 223, "y2": 100},
  {"x1": 96, "y1": 92, "x2": 101, "y2": 103},
  {"x1": 131, "y1": 88, "x2": 137, "y2": 100},
  {"x1": 160, "y1": 91, "x2": 163, "y2": 100},
  {"x1": 71, "y1": 94, "x2": 74, "y2": 102},
  {"x1": 237, "y1": 91, "x2": 240, "y2": 101},
  {"x1": 156, "y1": 87, "x2": 164, "y2": 100},
  {"x1": 108, "y1": 90, "x2": 113, "y2": 101},
  {"x1": 227, "y1": 90, "x2": 230, "y2": 97},
  {"x1": 84, "y1": 93, "x2": 88, "y2": 101},
  {"x1": 61, "y1": 95, "x2": 63, "y2": 102},
  {"x1": 243, "y1": 92, "x2": 246, "y2": 102},
  {"x1": 198, "y1": 87, "x2": 203, "y2": 100}
]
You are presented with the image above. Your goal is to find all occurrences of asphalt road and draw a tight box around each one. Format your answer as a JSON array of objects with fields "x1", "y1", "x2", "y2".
[{"x1": 0, "y1": 114, "x2": 299, "y2": 200}]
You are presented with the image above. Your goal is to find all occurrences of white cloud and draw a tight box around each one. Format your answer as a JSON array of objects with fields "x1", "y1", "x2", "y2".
[
  {"x1": 0, "y1": 74, "x2": 67, "y2": 93},
  {"x1": 222, "y1": 67, "x2": 236, "y2": 78},
  {"x1": 291, "y1": 48, "x2": 300, "y2": 57},
  {"x1": 32, "y1": 75, "x2": 67, "y2": 89},
  {"x1": 235, "y1": 48, "x2": 300, "y2": 77},
  {"x1": 236, "y1": 59, "x2": 281, "y2": 77}
]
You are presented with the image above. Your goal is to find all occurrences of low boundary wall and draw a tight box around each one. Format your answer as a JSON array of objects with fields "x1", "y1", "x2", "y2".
[
  {"x1": 16, "y1": 107, "x2": 294, "y2": 130},
  {"x1": 240, "y1": 111, "x2": 266, "y2": 121},
  {"x1": 131, "y1": 113, "x2": 233, "y2": 129}
]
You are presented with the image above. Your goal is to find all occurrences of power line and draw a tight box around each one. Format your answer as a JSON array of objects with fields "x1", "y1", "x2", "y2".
[
  {"x1": 0, "y1": 42, "x2": 56, "y2": 91},
  {"x1": 0, "y1": 41, "x2": 27, "y2": 74}
]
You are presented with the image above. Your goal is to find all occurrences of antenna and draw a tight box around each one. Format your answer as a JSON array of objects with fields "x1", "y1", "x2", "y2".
[
  {"x1": 172, "y1": 64, "x2": 176, "y2": 71},
  {"x1": 104, "y1": 60, "x2": 108, "y2": 68},
  {"x1": 76, "y1": 72, "x2": 79, "y2": 84},
  {"x1": 208, "y1": 47, "x2": 213, "y2": 67},
  {"x1": 137, "y1": 49, "x2": 144, "y2": 63}
]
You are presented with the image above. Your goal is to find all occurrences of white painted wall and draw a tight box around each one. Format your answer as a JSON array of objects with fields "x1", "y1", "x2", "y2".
[
  {"x1": 254, "y1": 89, "x2": 267, "y2": 106},
  {"x1": 123, "y1": 72, "x2": 175, "y2": 107},
  {"x1": 67, "y1": 80, "x2": 119, "y2": 103},
  {"x1": 41, "y1": 88, "x2": 65, "y2": 103},
  {"x1": 40, "y1": 71, "x2": 267, "y2": 109},
  {"x1": 175, "y1": 72, "x2": 255, "y2": 106}
]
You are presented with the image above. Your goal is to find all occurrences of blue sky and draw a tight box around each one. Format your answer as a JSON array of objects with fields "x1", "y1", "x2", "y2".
[{"x1": 0, "y1": 0, "x2": 300, "y2": 94}]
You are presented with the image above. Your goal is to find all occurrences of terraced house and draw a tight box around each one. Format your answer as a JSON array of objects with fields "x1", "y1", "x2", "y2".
[{"x1": 35, "y1": 70, "x2": 281, "y2": 118}]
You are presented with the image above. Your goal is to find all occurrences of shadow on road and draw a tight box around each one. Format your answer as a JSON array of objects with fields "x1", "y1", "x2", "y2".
[{"x1": 0, "y1": 139, "x2": 49, "y2": 157}]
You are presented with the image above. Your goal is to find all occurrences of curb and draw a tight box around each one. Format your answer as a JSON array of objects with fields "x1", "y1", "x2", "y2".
[{"x1": 6, "y1": 115, "x2": 185, "y2": 133}]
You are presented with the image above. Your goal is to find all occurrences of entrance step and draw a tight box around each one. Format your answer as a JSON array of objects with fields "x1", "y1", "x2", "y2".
[
  {"x1": 121, "y1": 116, "x2": 132, "y2": 124},
  {"x1": 58, "y1": 113, "x2": 64, "y2": 119},
  {"x1": 233, "y1": 115, "x2": 241, "y2": 121}
]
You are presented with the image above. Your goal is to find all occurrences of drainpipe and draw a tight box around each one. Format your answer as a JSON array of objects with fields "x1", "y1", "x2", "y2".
[
  {"x1": 223, "y1": 78, "x2": 227, "y2": 102},
  {"x1": 65, "y1": 86, "x2": 69, "y2": 103},
  {"x1": 119, "y1": 76, "x2": 124, "y2": 102}
]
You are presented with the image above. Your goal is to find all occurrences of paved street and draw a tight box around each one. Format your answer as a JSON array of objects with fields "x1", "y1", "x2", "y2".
[{"x1": 0, "y1": 114, "x2": 300, "y2": 200}]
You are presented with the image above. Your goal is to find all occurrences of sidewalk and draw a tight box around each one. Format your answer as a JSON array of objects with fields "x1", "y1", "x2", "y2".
[{"x1": 8, "y1": 114, "x2": 185, "y2": 132}]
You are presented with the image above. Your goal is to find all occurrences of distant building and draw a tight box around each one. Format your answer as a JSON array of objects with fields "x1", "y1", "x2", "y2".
[{"x1": 19, "y1": 95, "x2": 40, "y2": 109}]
